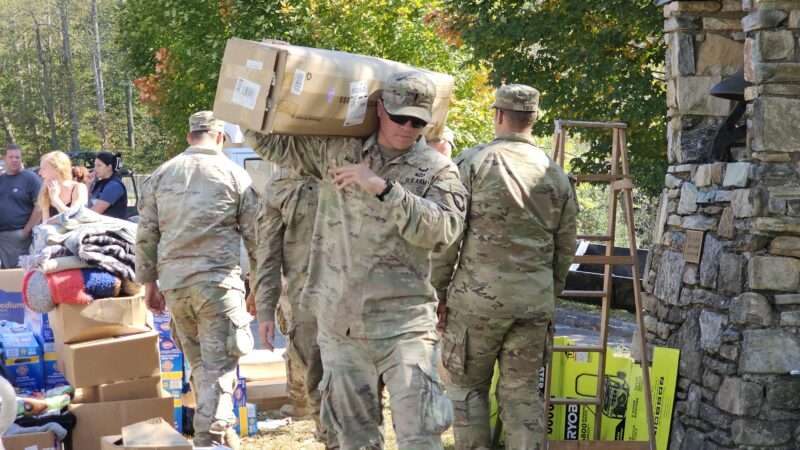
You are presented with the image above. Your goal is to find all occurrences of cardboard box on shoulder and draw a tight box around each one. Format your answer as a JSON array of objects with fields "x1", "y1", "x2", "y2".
[
  {"x1": 0, "y1": 269, "x2": 25, "y2": 323},
  {"x1": 214, "y1": 38, "x2": 454, "y2": 140},
  {"x1": 60, "y1": 331, "x2": 159, "y2": 388},
  {"x1": 48, "y1": 293, "x2": 150, "y2": 346},
  {"x1": 2, "y1": 430, "x2": 60, "y2": 450},
  {"x1": 68, "y1": 392, "x2": 174, "y2": 450}
]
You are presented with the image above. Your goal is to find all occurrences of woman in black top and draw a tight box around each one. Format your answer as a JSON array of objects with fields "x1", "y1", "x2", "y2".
[{"x1": 89, "y1": 152, "x2": 128, "y2": 220}]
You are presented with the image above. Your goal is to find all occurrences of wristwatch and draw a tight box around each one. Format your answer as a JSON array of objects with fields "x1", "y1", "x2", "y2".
[{"x1": 376, "y1": 179, "x2": 395, "y2": 202}]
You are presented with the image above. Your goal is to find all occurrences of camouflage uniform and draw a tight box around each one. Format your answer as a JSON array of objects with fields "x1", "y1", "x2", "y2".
[
  {"x1": 136, "y1": 111, "x2": 259, "y2": 446},
  {"x1": 254, "y1": 169, "x2": 331, "y2": 444},
  {"x1": 245, "y1": 72, "x2": 466, "y2": 450},
  {"x1": 433, "y1": 85, "x2": 578, "y2": 450}
]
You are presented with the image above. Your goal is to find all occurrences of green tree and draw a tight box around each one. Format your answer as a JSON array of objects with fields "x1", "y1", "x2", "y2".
[
  {"x1": 116, "y1": 0, "x2": 495, "y2": 159},
  {"x1": 443, "y1": 0, "x2": 667, "y2": 195}
]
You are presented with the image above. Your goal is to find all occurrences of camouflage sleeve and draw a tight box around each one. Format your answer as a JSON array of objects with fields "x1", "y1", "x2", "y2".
[
  {"x1": 238, "y1": 185, "x2": 261, "y2": 289},
  {"x1": 254, "y1": 194, "x2": 285, "y2": 324},
  {"x1": 383, "y1": 164, "x2": 467, "y2": 250},
  {"x1": 553, "y1": 186, "x2": 578, "y2": 296},
  {"x1": 134, "y1": 176, "x2": 160, "y2": 284},
  {"x1": 243, "y1": 131, "x2": 330, "y2": 180}
]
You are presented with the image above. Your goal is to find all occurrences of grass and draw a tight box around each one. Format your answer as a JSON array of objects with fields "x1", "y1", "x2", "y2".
[{"x1": 241, "y1": 408, "x2": 456, "y2": 450}]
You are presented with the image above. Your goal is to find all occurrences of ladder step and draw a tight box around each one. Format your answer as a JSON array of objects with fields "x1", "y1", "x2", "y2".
[
  {"x1": 577, "y1": 234, "x2": 613, "y2": 242},
  {"x1": 560, "y1": 290, "x2": 607, "y2": 298},
  {"x1": 552, "y1": 345, "x2": 605, "y2": 353},
  {"x1": 549, "y1": 397, "x2": 601, "y2": 406},
  {"x1": 572, "y1": 255, "x2": 634, "y2": 265},
  {"x1": 574, "y1": 174, "x2": 625, "y2": 183}
]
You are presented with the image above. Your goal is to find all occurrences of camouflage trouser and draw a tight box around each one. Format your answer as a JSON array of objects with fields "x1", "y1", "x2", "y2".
[
  {"x1": 441, "y1": 309, "x2": 551, "y2": 450},
  {"x1": 164, "y1": 283, "x2": 245, "y2": 441},
  {"x1": 317, "y1": 329, "x2": 453, "y2": 450},
  {"x1": 288, "y1": 319, "x2": 334, "y2": 446}
]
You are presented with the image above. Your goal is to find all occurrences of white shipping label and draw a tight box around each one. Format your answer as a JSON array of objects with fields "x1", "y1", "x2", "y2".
[
  {"x1": 344, "y1": 80, "x2": 369, "y2": 127},
  {"x1": 291, "y1": 69, "x2": 307, "y2": 95},
  {"x1": 245, "y1": 59, "x2": 263, "y2": 71},
  {"x1": 231, "y1": 78, "x2": 261, "y2": 110}
]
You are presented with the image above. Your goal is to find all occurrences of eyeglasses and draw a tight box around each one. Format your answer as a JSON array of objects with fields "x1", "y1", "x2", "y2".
[{"x1": 386, "y1": 112, "x2": 428, "y2": 129}]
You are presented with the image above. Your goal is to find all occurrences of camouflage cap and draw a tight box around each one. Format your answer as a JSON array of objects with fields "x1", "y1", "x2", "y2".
[
  {"x1": 492, "y1": 84, "x2": 540, "y2": 112},
  {"x1": 189, "y1": 111, "x2": 226, "y2": 134},
  {"x1": 382, "y1": 71, "x2": 436, "y2": 123}
]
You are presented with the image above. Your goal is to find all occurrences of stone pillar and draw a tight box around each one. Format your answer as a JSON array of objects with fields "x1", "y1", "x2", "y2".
[{"x1": 647, "y1": 1, "x2": 800, "y2": 449}]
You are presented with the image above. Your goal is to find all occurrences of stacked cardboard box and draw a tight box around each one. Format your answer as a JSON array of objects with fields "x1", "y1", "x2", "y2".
[{"x1": 47, "y1": 294, "x2": 173, "y2": 450}]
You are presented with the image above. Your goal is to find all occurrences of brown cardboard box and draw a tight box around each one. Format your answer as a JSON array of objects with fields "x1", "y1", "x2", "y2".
[
  {"x1": 60, "y1": 331, "x2": 159, "y2": 388},
  {"x1": 48, "y1": 293, "x2": 150, "y2": 345},
  {"x1": 2, "y1": 431, "x2": 59, "y2": 450},
  {"x1": 73, "y1": 376, "x2": 163, "y2": 404},
  {"x1": 99, "y1": 418, "x2": 192, "y2": 450},
  {"x1": 213, "y1": 38, "x2": 454, "y2": 139},
  {"x1": 68, "y1": 394, "x2": 174, "y2": 450}
]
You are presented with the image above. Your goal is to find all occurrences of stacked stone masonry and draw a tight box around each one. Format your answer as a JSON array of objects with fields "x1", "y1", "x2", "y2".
[{"x1": 647, "y1": 1, "x2": 800, "y2": 449}]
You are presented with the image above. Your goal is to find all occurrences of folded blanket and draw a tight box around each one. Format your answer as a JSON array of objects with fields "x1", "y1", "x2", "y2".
[
  {"x1": 40, "y1": 256, "x2": 91, "y2": 274},
  {"x1": 23, "y1": 269, "x2": 122, "y2": 313}
]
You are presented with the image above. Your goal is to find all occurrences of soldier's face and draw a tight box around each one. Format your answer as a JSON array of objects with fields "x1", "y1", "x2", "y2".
[{"x1": 377, "y1": 102, "x2": 424, "y2": 151}]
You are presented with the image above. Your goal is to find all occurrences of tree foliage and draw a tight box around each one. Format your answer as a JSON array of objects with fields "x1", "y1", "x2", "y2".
[
  {"x1": 117, "y1": 0, "x2": 495, "y2": 159},
  {"x1": 443, "y1": 0, "x2": 667, "y2": 195}
]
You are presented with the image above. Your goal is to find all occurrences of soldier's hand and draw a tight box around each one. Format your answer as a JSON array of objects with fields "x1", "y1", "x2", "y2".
[
  {"x1": 246, "y1": 291, "x2": 256, "y2": 316},
  {"x1": 330, "y1": 163, "x2": 387, "y2": 195},
  {"x1": 260, "y1": 320, "x2": 276, "y2": 351},
  {"x1": 144, "y1": 281, "x2": 165, "y2": 313},
  {"x1": 436, "y1": 301, "x2": 448, "y2": 333}
]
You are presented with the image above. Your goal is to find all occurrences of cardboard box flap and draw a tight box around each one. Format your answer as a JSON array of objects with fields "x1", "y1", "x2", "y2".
[
  {"x1": 79, "y1": 294, "x2": 147, "y2": 324},
  {"x1": 121, "y1": 418, "x2": 191, "y2": 448}
]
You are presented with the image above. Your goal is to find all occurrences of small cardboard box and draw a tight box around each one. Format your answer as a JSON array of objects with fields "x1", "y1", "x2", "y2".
[
  {"x1": 158, "y1": 335, "x2": 183, "y2": 374},
  {"x1": 75, "y1": 376, "x2": 163, "y2": 404},
  {"x1": 0, "y1": 323, "x2": 44, "y2": 394},
  {"x1": 68, "y1": 393, "x2": 174, "y2": 450},
  {"x1": 213, "y1": 38, "x2": 454, "y2": 139},
  {"x1": 48, "y1": 294, "x2": 150, "y2": 345},
  {"x1": 60, "y1": 331, "x2": 159, "y2": 388},
  {"x1": 0, "y1": 269, "x2": 25, "y2": 323},
  {"x1": 99, "y1": 417, "x2": 192, "y2": 450},
  {"x1": 2, "y1": 430, "x2": 59, "y2": 450}
]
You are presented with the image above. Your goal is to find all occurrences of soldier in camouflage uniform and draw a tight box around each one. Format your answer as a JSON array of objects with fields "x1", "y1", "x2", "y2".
[
  {"x1": 254, "y1": 168, "x2": 335, "y2": 446},
  {"x1": 245, "y1": 71, "x2": 466, "y2": 450},
  {"x1": 434, "y1": 85, "x2": 578, "y2": 450},
  {"x1": 136, "y1": 111, "x2": 259, "y2": 449}
]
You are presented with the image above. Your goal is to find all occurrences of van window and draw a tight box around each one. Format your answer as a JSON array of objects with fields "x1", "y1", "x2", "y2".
[{"x1": 244, "y1": 158, "x2": 276, "y2": 192}]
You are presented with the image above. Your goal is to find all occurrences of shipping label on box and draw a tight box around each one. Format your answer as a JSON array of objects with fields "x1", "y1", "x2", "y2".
[{"x1": 0, "y1": 269, "x2": 25, "y2": 324}]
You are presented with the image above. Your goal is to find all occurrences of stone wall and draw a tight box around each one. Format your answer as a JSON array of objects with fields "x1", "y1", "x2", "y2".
[{"x1": 646, "y1": 1, "x2": 800, "y2": 449}]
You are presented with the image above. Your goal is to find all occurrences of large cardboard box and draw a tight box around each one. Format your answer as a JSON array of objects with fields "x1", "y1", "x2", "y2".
[
  {"x1": 60, "y1": 331, "x2": 159, "y2": 388},
  {"x1": 2, "y1": 430, "x2": 60, "y2": 450},
  {"x1": 48, "y1": 294, "x2": 150, "y2": 345},
  {"x1": 214, "y1": 38, "x2": 454, "y2": 139},
  {"x1": 68, "y1": 394, "x2": 174, "y2": 450},
  {"x1": 0, "y1": 269, "x2": 26, "y2": 323}
]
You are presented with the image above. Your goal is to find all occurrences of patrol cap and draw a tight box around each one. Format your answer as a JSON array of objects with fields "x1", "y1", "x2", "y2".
[
  {"x1": 382, "y1": 71, "x2": 436, "y2": 123},
  {"x1": 492, "y1": 84, "x2": 540, "y2": 112},
  {"x1": 189, "y1": 111, "x2": 226, "y2": 134}
]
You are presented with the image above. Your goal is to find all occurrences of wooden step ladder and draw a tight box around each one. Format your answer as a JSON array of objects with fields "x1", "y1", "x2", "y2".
[{"x1": 543, "y1": 120, "x2": 656, "y2": 450}]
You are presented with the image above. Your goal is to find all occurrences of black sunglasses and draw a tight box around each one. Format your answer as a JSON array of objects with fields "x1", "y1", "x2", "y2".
[{"x1": 386, "y1": 112, "x2": 428, "y2": 129}]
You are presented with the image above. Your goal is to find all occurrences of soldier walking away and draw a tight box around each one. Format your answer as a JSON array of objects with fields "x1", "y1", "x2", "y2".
[
  {"x1": 245, "y1": 71, "x2": 467, "y2": 450},
  {"x1": 254, "y1": 168, "x2": 335, "y2": 447},
  {"x1": 434, "y1": 85, "x2": 578, "y2": 450},
  {"x1": 136, "y1": 111, "x2": 259, "y2": 449}
]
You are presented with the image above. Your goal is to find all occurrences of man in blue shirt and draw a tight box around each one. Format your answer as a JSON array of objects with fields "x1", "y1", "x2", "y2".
[{"x1": 0, "y1": 144, "x2": 41, "y2": 268}]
